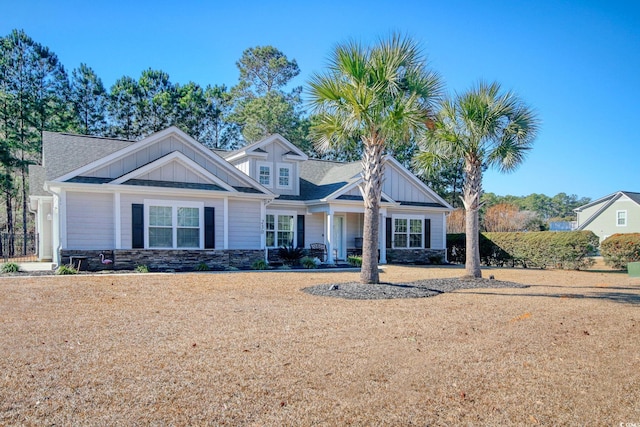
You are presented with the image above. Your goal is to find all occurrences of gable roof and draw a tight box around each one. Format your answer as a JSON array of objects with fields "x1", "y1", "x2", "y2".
[
  {"x1": 42, "y1": 132, "x2": 135, "y2": 180},
  {"x1": 575, "y1": 190, "x2": 640, "y2": 229},
  {"x1": 43, "y1": 127, "x2": 272, "y2": 196},
  {"x1": 223, "y1": 133, "x2": 308, "y2": 162}
]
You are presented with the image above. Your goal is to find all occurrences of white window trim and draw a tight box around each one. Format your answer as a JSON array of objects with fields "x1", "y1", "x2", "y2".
[
  {"x1": 392, "y1": 214, "x2": 424, "y2": 249},
  {"x1": 256, "y1": 161, "x2": 272, "y2": 188},
  {"x1": 616, "y1": 210, "x2": 627, "y2": 227},
  {"x1": 265, "y1": 209, "x2": 297, "y2": 248},
  {"x1": 144, "y1": 199, "x2": 205, "y2": 249},
  {"x1": 276, "y1": 162, "x2": 293, "y2": 190}
]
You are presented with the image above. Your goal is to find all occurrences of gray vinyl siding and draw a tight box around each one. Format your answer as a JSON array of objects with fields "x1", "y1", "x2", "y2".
[
  {"x1": 228, "y1": 200, "x2": 261, "y2": 249},
  {"x1": 383, "y1": 166, "x2": 434, "y2": 203},
  {"x1": 387, "y1": 209, "x2": 445, "y2": 249},
  {"x1": 119, "y1": 193, "x2": 225, "y2": 249},
  {"x1": 85, "y1": 135, "x2": 245, "y2": 187},
  {"x1": 66, "y1": 192, "x2": 114, "y2": 249},
  {"x1": 305, "y1": 213, "x2": 325, "y2": 247}
]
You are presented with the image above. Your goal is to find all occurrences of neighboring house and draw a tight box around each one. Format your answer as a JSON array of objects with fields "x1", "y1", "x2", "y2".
[
  {"x1": 29, "y1": 127, "x2": 453, "y2": 270},
  {"x1": 574, "y1": 191, "x2": 640, "y2": 242}
]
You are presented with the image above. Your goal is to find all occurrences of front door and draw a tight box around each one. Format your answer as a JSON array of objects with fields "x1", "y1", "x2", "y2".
[{"x1": 332, "y1": 215, "x2": 345, "y2": 260}]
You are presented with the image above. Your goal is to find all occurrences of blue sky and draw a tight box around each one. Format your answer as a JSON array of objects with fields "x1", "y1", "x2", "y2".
[{"x1": 2, "y1": 0, "x2": 639, "y2": 200}]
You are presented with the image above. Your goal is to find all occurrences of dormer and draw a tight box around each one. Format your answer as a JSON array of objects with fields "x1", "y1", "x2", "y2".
[{"x1": 224, "y1": 134, "x2": 308, "y2": 197}]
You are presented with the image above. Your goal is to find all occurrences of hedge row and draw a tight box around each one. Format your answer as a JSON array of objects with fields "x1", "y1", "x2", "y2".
[
  {"x1": 447, "y1": 231, "x2": 598, "y2": 270},
  {"x1": 600, "y1": 233, "x2": 640, "y2": 270}
]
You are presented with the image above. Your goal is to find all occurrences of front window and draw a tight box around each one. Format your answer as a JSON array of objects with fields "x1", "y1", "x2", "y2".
[
  {"x1": 257, "y1": 161, "x2": 272, "y2": 187},
  {"x1": 393, "y1": 216, "x2": 423, "y2": 248},
  {"x1": 617, "y1": 210, "x2": 627, "y2": 226},
  {"x1": 276, "y1": 163, "x2": 292, "y2": 189},
  {"x1": 146, "y1": 201, "x2": 202, "y2": 248},
  {"x1": 265, "y1": 213, "x2": 295, "y2": 247}
]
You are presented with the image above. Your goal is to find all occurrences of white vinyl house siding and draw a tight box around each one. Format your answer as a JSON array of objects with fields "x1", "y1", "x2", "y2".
[
  {"x1": 346, "y1": 213, "x2": 362, "y2": 248},
  {"x1": 228, "y1": 200, "x2": 261, "y2": 249},
  {"x1": 66, "y1": 192, "x2": 114, "y2": 249}
]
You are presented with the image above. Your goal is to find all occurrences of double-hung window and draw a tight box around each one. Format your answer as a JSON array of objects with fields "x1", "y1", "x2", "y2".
[
  {"x1": 276, "y1": 163, "x2": 292, "y2": 189},
  {"x1": 617, "y1": 210, "x2": 627, "y2": 226},
  {"x1": 393, "y1": 216, "x2": 423, "y2": 248},
  {"x1": 265, "y1": 212, "x2": 295, "y2": 247},
  {"x1": 146, "y1": 200, "x2": 203, "y2": 249},
  {"x1": 257, "y1": 161, "x2": 272, "y2": 187}
]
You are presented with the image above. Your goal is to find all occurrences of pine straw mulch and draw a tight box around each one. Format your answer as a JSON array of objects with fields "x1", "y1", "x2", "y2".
[{"x1": 1, "y1": 265, "x2": 639, "y2": 425}]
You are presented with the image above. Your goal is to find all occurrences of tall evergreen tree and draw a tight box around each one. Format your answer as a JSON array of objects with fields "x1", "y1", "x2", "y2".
[
  {"x1": 136, "y1": 68, "x2": 176, "y2": 136},
  {"x1": 70, "y1": 63, "x2": 108, "y2": 135},
  {"x1": 108, "y1": 75, "x2": 140, "y2": 139}
]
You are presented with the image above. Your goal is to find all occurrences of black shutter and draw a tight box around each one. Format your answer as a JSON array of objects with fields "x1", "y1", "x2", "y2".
[
  {"x1": 386, "y1": 217, "x2": 392, "y2": 249},
  {"x1": 132, "y1": 204, "x2": 144, "y2": 249},
  {"x1": 205, "y1": 207, "x2": 215, "y2": 249},
  {"x1": 424, "y1": 219, "x2": 431, "y2": 249},
  {"x1": 297, "y1": 215, "x2": 305, "y2": 248}
]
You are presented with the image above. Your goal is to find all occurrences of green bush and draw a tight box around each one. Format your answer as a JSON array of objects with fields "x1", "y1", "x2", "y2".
[
  {"x1": 195, "y1": 262, "x2": 210, "y2": 271},
  {"x1": 55, "y1": 265, "x2": 78, "y2": 275},
  {"x1": 251, "y1": 259, "x2": 269, "y2": 270},
  {"x1": 300, "y1": 256, "x2": 319, "y2": 269},
  {"x1": 600, "y1": 233, "x2": 640, "y2": 270},
  {"x1": 135, "y1": 265, "x2": 150, "y2": 273},
  {"x1": 447, "y1": 231, "x2": 598, "y2": 270},
  {"x1": 347, "y1": 255, "x2": 362, "y2": 267},
  {"x1": 1, "y1": 262, "x2": 20, "y2": 273}
]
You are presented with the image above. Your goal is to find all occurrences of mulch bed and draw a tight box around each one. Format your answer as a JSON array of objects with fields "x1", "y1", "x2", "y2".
[{"x1": 303, "y1": 277, "x2": 529, "y2": 299}]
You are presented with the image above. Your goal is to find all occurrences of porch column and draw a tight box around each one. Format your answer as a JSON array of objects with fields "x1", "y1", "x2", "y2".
[
  {"x1": 379, "y1": 212, "x2": 387, "y2": 264},
  {"x1": 442, "y1": 212, "x2": 448, "y2": 262},
  {"x1": 223, "y1": 197, "x2": 229, "y2": 249},
  {"x1": 114, "y1": 192, "x2": 121, "y2": 249},
  {"x1": 326, "y1": 210, "x2": 334, "y2": 264}
]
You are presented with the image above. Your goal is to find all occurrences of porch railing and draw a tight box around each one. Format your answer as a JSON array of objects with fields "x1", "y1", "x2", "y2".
[{"x1": 0, "y1": 232, "x2": 38, "y2": 263}]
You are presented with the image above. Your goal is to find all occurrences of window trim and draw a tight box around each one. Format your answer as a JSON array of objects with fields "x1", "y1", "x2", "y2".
[
  {"x1": 256, "y1": 161, "x2": 272, "y2": 188},
  {"x1": 392, "y1": 214, "x2": 424, "y2": 249},
  {"x1": 265, "y1": 210, "x2": 297, "y2": 248},
  {"x1": 276, "y1": 162, "x2": 293, "y2": 190},
  {"x1": 616, "y1": 210, "x2": 627, "y2": 227},
  {"x1": 144, "y1": 199, "x2": 204, "y2": 249}
]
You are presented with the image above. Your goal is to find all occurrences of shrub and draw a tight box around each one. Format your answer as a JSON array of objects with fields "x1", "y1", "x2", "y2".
[
  {"x1": 428, "y1": 254, "x2": 443, "y2": 265},
  {"x1": 135, "y1": 265, "x2": 150, "y2": 273},
  {"x1": 300, "y1": 256, "x2": 319, "y2": 269},
  {"x1": 1, "y1": 262, "x2": 20, "y2": 273},
  {"x1": 447, "y1": 231, "x2": 598, "y2": 270},
  {"x1": 195, "y1": 262, "x2": 210, "y2": 271},
  {"x1": 601, "y1": 233, "x2": 640, "y2": 270},
  {"x1": 278, "y1": 245, "x2": 304, "y2": 266},
  {"x1": 251, "y1": 259, "x2": 269, "y2": 270},
  {"x1": 55, "y1": 265, "x2": 78, "y2": 275},
  {"x1": 347, "y1": 255, "x2": 362, "y2": 267}
]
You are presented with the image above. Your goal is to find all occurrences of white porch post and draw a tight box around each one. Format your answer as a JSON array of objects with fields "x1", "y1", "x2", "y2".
[
  {"x1": 114, "y1": 192, "x2": 121, "y2": 249},
  {"x1": 326, "y1": 209, "x2": 334, "y2": 264},
  {"x1": 379, "y1": 211, "x2": 387, "y2": 264},
  {"x1": 442, "y1": 212, "x2": 448, "y2": 262},
  {"x1": 223, "y1": 197, "x2": 229, "y2": 249}
]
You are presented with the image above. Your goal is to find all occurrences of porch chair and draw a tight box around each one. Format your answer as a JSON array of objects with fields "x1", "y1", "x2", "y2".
[{"x1": 309, "y1": 243, "x2": 327, "y2": 262}]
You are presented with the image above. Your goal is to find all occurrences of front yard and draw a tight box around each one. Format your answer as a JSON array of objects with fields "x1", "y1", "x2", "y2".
[{"x1": 1, "y1": 266, "x2": 638, "y2": 425}]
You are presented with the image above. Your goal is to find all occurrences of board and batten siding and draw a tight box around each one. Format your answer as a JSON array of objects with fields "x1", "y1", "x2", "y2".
[
  {"x1": 66, "y1": 192, "x2": 114, "y2": 249},
  {"x1": 84, "y1": 135, "x2": 245, "y2": 187},
  {"x1": 383, "y1": 166, "x2": 433, "y2": 204},
  {"x1": 119, "y1": 193, "x2": 225, "y2": 249},
  {"x1": 228, "y1": 200, "x2": 261, "y2": 249}
]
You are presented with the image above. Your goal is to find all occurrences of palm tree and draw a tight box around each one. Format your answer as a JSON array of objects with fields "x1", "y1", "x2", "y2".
[
  {"x1": 308, "y1": 34, "x2": 442, "y2": 284},
  {"x1": 414, "y1": 81, "x2": 539, "y2": 278}
]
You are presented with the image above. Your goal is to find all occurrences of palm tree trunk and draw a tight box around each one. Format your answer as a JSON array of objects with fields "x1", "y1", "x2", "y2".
[
  {"x1": 463, "y1": 157, "x2": 482, "y2": 278},
  {"x1": 360, "y1": 138, "x2": 385, "y2": 284}
]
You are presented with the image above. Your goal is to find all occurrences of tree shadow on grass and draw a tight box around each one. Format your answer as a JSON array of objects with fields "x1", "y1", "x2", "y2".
[{"x1": 461, "y1": 289, "x2": 640, "y2": 305}]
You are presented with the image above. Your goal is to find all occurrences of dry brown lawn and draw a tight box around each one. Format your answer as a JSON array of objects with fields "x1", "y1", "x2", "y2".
[{"x1": 1, "y1": 265, "x2": 639, "y2": 426}]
